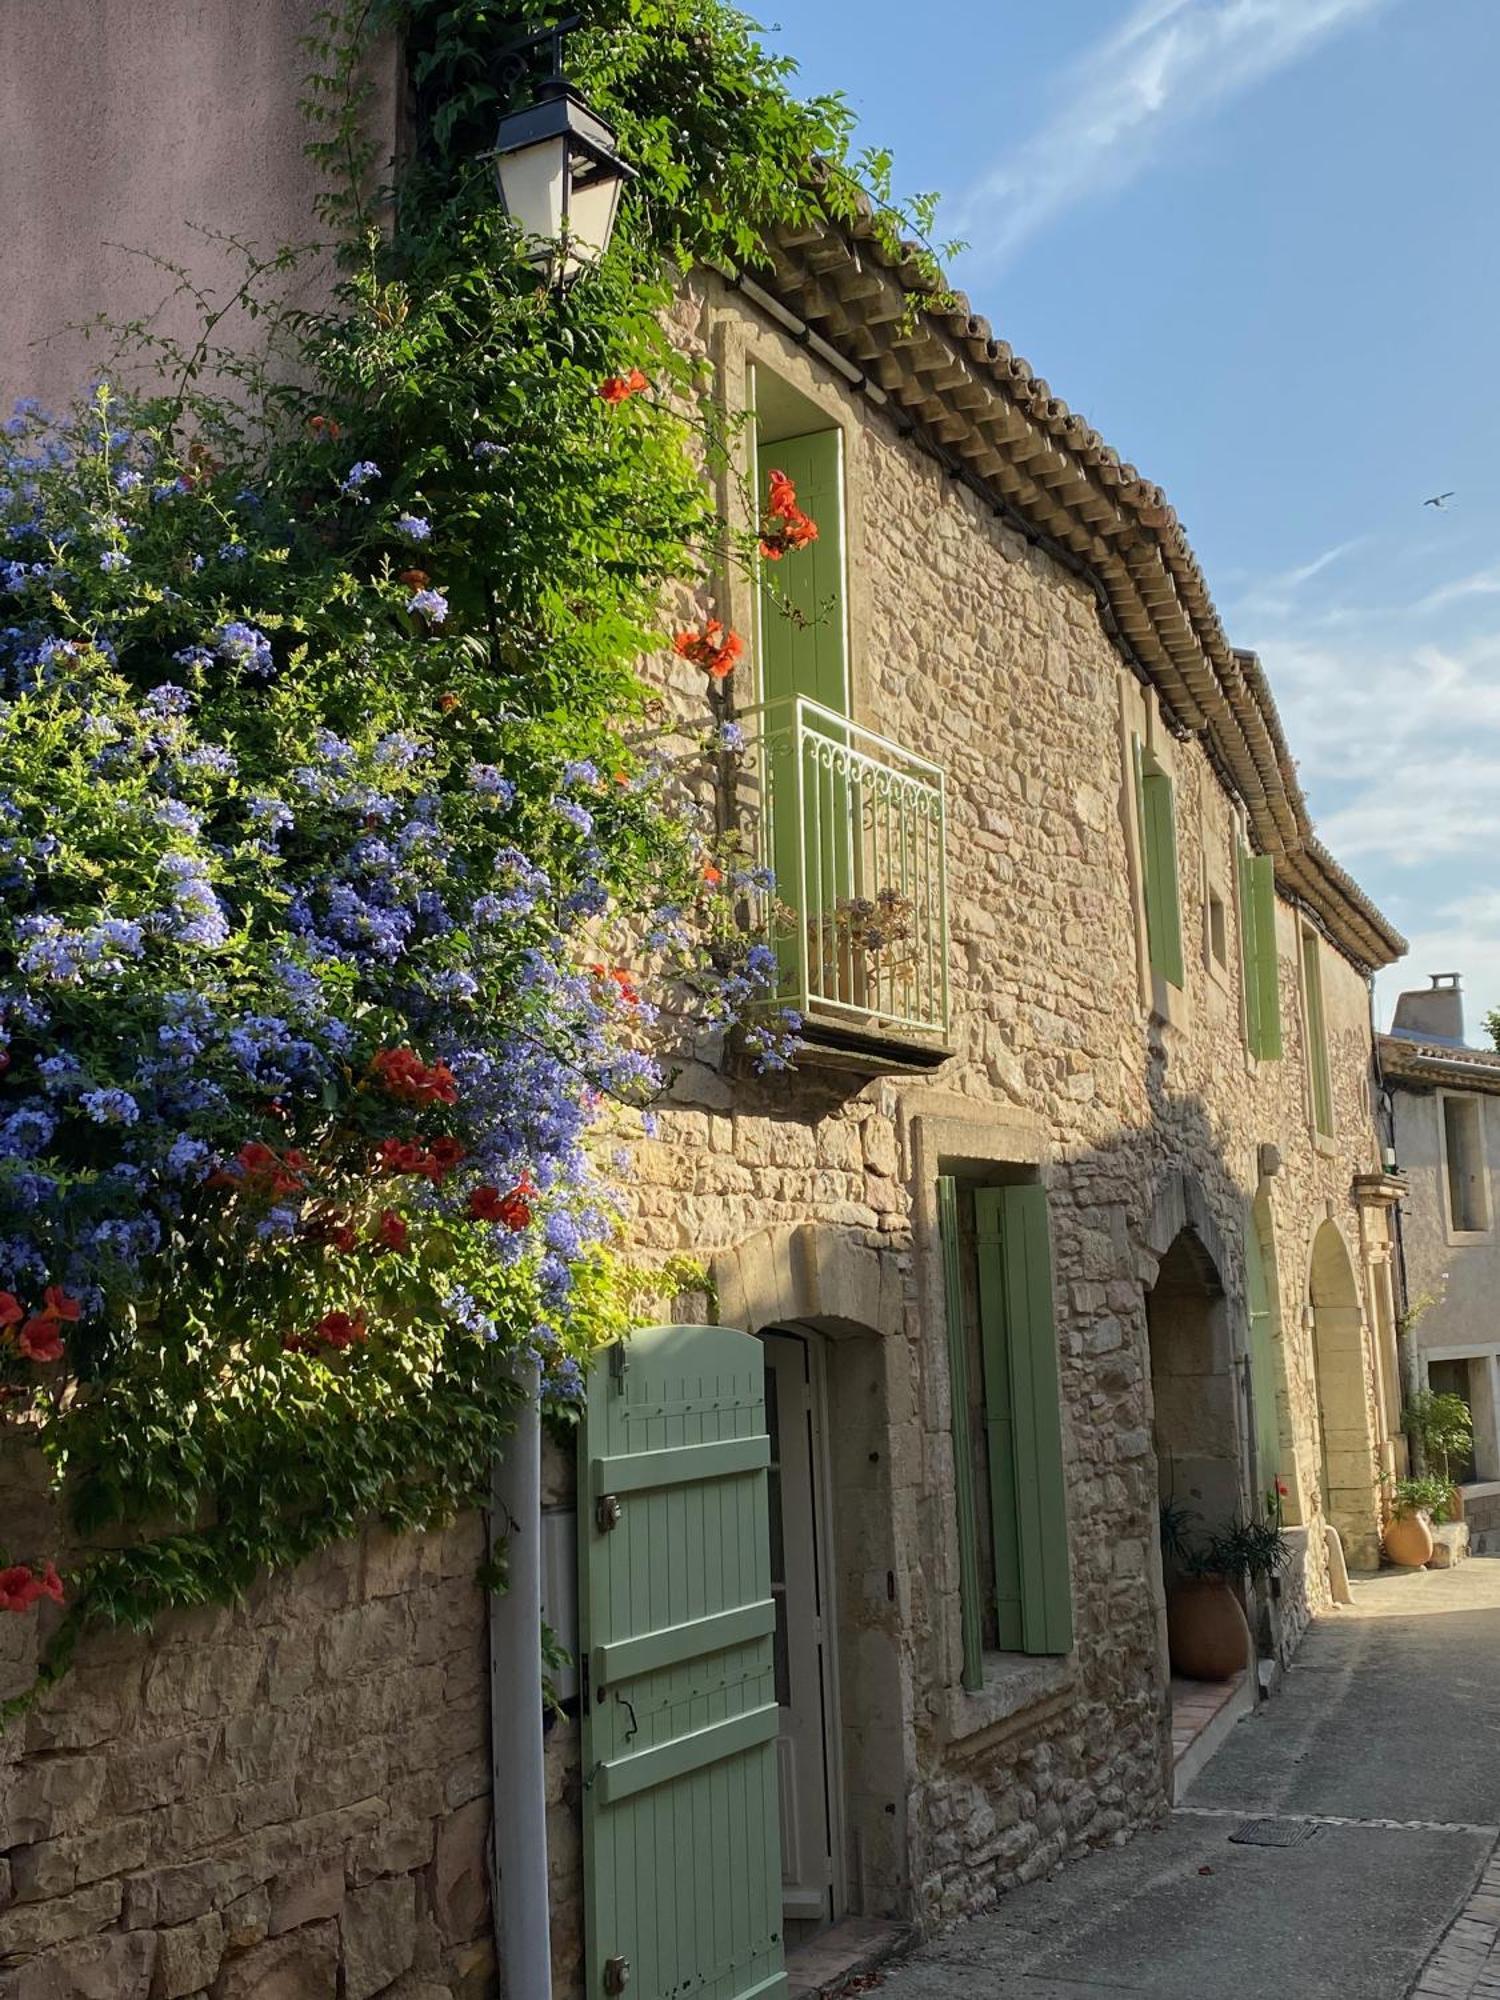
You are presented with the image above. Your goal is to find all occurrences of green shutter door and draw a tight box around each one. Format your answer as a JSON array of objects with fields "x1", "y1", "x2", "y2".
[
  {"x1": 937, "y1": 1177, "x2": 985, "y2": 1690},
  {"x1": 756, "y1": 429, "x2": 847, "y2": 719},
  {"x1": 975, "y1": 1187, "x2": 1073, "y2": 1656},
  {"x1": 580, "y1": 1326, "x2": 787, "y2": 2000},
  {"x1": 755, "y1": 430, "x2": 849, "y2": 1007},
  {"x1": 1142, "y1": 770, "x2": 1185, "y2": 989}
]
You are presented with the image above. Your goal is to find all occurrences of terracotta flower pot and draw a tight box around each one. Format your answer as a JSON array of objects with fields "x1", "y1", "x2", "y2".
[
  {"x1": 1167, "y1": 1577, "x2": 1252, "y2": 1682},
  {"x1": 1384, "y1": 1510, "x2": 1434, "y2": 1568}
]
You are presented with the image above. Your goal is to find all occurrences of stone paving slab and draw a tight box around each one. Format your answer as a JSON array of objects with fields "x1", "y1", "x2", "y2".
[{"x1": 876, "y1": 1812, "x2": 1491, "y2": 2000}]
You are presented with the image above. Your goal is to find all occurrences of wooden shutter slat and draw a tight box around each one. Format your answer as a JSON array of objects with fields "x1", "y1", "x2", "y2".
[
  {"x1": 1238, "y1": 843, "x2": 1262, "y2": 1055},
  {"x1": 938, "y1": 1176, "x2": 985, "y2": 1691}
]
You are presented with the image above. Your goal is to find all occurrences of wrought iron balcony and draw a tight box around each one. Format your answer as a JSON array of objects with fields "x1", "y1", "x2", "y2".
[{"x1": 735, "y1": 696, "x2": 950, "y2": 1053}]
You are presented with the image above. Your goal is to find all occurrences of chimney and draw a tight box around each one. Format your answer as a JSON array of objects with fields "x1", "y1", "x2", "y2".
[{"x1": 1390, "y1": 972, "x2": 1466, "y2": 1046}]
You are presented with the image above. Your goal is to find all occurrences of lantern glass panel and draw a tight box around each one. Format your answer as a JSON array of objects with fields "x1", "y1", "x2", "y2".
[{"x1": 495, "y1": 134, "x2": 567, "y2": 271}]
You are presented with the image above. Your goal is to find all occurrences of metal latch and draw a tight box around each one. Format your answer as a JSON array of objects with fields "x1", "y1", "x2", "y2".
[
  {"x1": 595, "y1": 1492, "x2": 622, "y2": 1532},
  {"x1": 604, "y1": 1954, "x2": 631, "y2": 1994}
]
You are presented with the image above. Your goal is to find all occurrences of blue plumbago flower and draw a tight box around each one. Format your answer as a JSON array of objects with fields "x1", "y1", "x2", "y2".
[
  {"x1": 256, "y1": 1205, "x2": 302, "y2": 1242},
  {"x1": 81, "y1": 917, "x2": 146, "y2": 968},
  {"x1": 471, "y1": 441, "x2": 504, "y2": 460},
  {"x1": 153, "y1": 799, "x2": 201, "y2": 836},
  {"x1": 562, "y1": 759, "x2": 600, "y2": 789},
  {"x1": 165, "y1": 1134, "x2": 211, "y2": 1182},
  {"x1": 143, "y1": 683, "x2": 194, "y2": 717},
  {"x1": 394, "y1": 512, "x2": 431, "y2": 542},
  {"x1": 406, "y1": 587, "x2": 448, "y2": 624},
  {"x1": 98, "y1": 550, "x2": 130, "y2": 573},
  {"x1": 36, "y1": 1054, "x2": 81, "y2": 1094},
  {"x1": 341, "y1": 459, "x2": 381, "y2": 496},
  {"x1": 715, "y1": 721, "x2": 746, "y2": 753},
  {"x1": 215, "y1": 621, "x2": 273, "y2": 678},
  {"x1": 0, "y1": 1106, "x2": 57, "y2": 1158},
  {"x1": 374, "y1": 731, "x2": 426, "y2": 770},
  {"x1": 469, "y1": 764, "x2": 515, "y2": 807},
  {"x1": 182, "y1": 743, "x2": 237, "y2": 777},
  {"x1": 217, "y1": 541, "x2": 248, "y2": 563},
  {"x1": 247, "y1": 794, "x2": 294, "y2": 837},
  {"x1": 555, "y1": 798, "x2": 594, "y2": 836},
  {"x1": 17, "y1": 920, "x2": 79, "y2": 983},
  {"x1": 80, "y1": 1087, "x2": 140, "y2": 1126},
  {"x1": 172, "y1": 644, "x2": 213, "y2": 672},
  {"x1": 113, "y1": 467, "x2": 144, "y2": 493}
]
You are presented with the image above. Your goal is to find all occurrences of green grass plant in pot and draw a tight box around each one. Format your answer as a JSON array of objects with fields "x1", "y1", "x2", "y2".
[{"x1": 1160, "y1": 1506, "x2": 1290, "y2": 1683}]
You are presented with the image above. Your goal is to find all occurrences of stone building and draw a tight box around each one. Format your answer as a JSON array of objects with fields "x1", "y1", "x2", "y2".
[
  {"x1": 0, "y1": 7, "x2": 1411, "y2": 1999},
  {"x1": 1380, "y1": 975, "x2": 1500, "y2": 1521}
]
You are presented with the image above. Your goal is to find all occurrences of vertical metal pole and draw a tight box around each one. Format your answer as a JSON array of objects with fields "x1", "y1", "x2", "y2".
[{"x1": 489, "y1": 1363, "x2": 553, "y2": 2000}]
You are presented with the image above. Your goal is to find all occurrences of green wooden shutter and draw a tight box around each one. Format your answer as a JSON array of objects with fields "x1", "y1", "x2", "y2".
[
  {"x1": 1238, "y1": 844, "x2": 1262, "y2": 1055},
  {"x1": 974, "y1": 1187, "x2": 1073, "y2": 1656},
  {"x1": 1301, "y1": 930, "x2": 1333, "y2": 1135},
  {"x1": 1133, "y1": 737, "x2": 1184, "y2": 990},
  {"x1": 756, "y1": 429, "x2": 847, "y2": 718},
  {"x1": 580, "y1": 1326, "x2": 787, "y2": 2000},
  {"x1": 1250, "y1": 855, "x2": 1283, "y2": 1059},
  {"x1": 1245, "y1": 1208, "x2": 1281, "y2": 1487},
  {"x1": 937, "y1": 1177, "x2": 984, "y2": 1692}
]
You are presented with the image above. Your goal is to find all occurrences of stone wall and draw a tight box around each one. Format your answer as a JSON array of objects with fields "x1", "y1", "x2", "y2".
[
  {"x1": 0, "y1": 1458, "x2": 495, "y2": 1999},
  {"x1": 600, "y1": 270, "x2": 1399, "y2": 1933}
]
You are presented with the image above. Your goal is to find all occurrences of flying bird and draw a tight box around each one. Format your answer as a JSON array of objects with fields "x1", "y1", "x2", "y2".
[{"x1": 1424, "y1": 492, "x2": 1456, "y2": 509}]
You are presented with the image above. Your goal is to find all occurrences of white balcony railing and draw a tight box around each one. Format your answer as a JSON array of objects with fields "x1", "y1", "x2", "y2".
[{"x1": 736, "y1": 697, "x2": 949, "y2": 1041}]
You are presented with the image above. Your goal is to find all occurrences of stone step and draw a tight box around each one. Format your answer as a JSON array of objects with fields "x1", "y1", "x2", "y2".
[{"x1": 1429, "y1": 1521, "x2": 1472, "y2": 1569}]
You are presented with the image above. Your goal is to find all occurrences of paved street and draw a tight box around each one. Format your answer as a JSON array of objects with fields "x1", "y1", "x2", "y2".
[{"x1": 879, "y1": 1558, "x2": 1500, "y2": 2000}]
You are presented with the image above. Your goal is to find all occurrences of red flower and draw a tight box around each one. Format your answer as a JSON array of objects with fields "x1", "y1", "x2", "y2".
[
  {"x1": 759, "y1": 467, "x2": 819, "y2": 560},
  {"x1": 40, "y1": 1287, "x2": 80, "y2": 1324},
  {"x1": 18, "y1": 1319, "x2": 64, "y2": 1364},
  {"x1": 376, "y1": 1138, "x2": 426, "y2": 1176},
  {"x1": 399, "y1": 568, "x2": 430, "y2": 589},
  {"x1": 371, "y1": 1047, "x2": 458, "y2": 1106},
  {"x1": 0, "y1": 1294, "x2": 22, "y2": 1328},
  {"x1": 314, "y1": 1311, "x2": 367, "y2": 1351},
  {"x1": 439, "y1": 692, "x2": 461, "y2": 714},
  {"x1": 598, "y1": 369, "x2": 650, "y2": 405},
  {"x1": 428, "y1": 1136, "x2": 467, "y2": 1175},
  {"x1": 0, "y1": 1566, "x2": 40, "y2": 1614},
  {"x1": 332, "y1": 1226, "x2": 358, "y2": 1254},
  {"x1": 701, "y1": 861, "x2": 723, "y2": 887},
  {"x1": 222, "y1": 1141, "x2": 308, "y2": 1198},
  {"x1": 34, "y1": 1562, "x2": 63, "y2": 1605},
  {"x1": 372, "y1": 1210, "x2": 409, "y2": 1253},
  {"x1": 468, "y1": 1174, "x2": 536, "y2": 1230},
  {"x1": 673, "y1": 621, "x2": 744, "y2": 680},
  {"x1": 307, "y1": 414, "x2": 342, "y2": 440}
]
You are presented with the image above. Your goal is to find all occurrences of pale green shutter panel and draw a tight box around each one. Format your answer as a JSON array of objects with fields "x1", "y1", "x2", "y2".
[
  {"x1": 1245, "y1": 1209, "x2": 1281, "y2": 1486},
  {"x1": 1302, "y1": 931, "x2": 1333, "y2": 1135},
  {"x1": 1238, "y1": 845, "x2": 1262, "y2": 1055},
  {"x1": 580, "y1": 1326, "x2": 787, "y2": 2000},
  {"x1": 1142, "y1": 769, "x2": 1185, "y2": 989},
  {"x1": 938, "y1": 1176, "x2": 984, "y2": 1691},
  {"x1": 756, "y1": 429, "x2": 847, "y2": 718},
  {"x1": 975, "y1": 1188, "x2": 1073, "y2": 1656},
  {"x1": 1251, "y1": 855, "x2": 1283, "y2": 1059}
]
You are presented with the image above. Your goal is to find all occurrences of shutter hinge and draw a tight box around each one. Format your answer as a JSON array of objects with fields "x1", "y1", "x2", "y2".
[
  {"x1": 580, "y1": 1652, "x2": 591, "y2": 1709},
  {"x1": 604, "y1": 1954, "x2": 631, "y2": 1994}
]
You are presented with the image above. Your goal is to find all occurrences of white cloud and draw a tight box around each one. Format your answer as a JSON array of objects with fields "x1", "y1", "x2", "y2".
[
  {"x1": 954, "y1": 0, "x2": 1396, "y2": 270},
  {"x1": 1416, "y1": 566, "x2": 1500, "y2": 613},
  {"x1": 1375, "y1": 893, "x2": 1500, "y2": 1039}
]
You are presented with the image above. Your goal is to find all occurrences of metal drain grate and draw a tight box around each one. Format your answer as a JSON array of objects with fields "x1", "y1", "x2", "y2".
[{"x1": 1228, "y1": 1818, "x2": 1321, "y2": 1848}]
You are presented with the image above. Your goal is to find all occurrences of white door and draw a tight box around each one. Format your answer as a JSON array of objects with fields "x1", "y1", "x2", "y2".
[{"x1": 762, "y1": 1331, "x2": 837, "y2": 1929}]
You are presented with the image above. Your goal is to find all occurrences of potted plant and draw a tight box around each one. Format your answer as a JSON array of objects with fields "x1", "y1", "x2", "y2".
[
  {"x1": 1401, "y1": 1390, "x2": 1473, "y2": 1523},
  {"x1": 1160, "y1": 1504, "x2": 1290, "y2": 1682},
  {"x1": 1383, "y1": 1474, "x2": 1451, "y2": 1567}
]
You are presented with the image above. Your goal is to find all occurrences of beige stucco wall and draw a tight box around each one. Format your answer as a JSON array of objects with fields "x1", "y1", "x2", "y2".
[{"x1": 0, "y1": 0, "x2": 395, "y2": 414}]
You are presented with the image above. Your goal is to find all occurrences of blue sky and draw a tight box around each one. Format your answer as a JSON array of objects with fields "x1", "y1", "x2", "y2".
[{"x1": 764, "y1": 0, "x2": 1500, "y2": 1039}]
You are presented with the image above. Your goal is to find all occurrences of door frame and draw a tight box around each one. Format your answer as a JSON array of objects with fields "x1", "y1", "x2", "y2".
[{"x1": 761, "y1": 1324, "x2": 847, "y2": 1933}]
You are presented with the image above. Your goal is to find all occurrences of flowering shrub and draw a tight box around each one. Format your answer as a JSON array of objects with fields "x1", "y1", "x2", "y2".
[{"x1": 0, "y1": 0, "x2": 944, "y2": 1704}]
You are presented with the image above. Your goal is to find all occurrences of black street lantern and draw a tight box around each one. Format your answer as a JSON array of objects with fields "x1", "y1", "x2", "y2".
[{"x1": 490, "y1": 19, "x2": 635, "y2": 291}]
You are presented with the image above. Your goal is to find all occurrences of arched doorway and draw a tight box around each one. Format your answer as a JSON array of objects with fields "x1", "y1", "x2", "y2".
[
  {"x1": 1147, "y1": 1227, "x2": 1241, "y2": 1533},
  {"x1": 1309, "y1": 1221, "x2": 1381, "y2": 1570}
]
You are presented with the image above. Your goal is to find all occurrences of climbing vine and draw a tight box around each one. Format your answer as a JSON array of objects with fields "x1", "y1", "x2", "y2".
[{"x1": 0, "y1": 0, "x2": 941, "y2": 1708}]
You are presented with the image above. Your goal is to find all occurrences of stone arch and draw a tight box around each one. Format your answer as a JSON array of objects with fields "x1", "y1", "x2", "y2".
[
  {"x1": 1142, "y1": 1165, "x2": 1231, "y2": 1286},
  {"x1": 1309, "y1": 1219, "x2": 1381, "y2": 1570}
]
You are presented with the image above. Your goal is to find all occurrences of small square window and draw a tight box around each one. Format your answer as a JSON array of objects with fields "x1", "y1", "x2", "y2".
[
  {"x1": 1207, "y1": 886, "x2": 1228, "y2": 970},
  {"x1": 1443, "y1": 1095, "x2": 1489, "y2": 1235}
]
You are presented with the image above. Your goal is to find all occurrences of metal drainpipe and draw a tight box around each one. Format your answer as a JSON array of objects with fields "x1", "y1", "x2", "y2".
[{"x1": 488, "y1": 1362, "x2": 552, "y2": 2000}]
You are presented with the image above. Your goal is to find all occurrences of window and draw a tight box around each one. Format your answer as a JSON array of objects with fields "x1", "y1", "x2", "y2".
[
  {"x1": 1237, "y1": 846, "x2": 1282, "y2": 1061},
  {"x1": 1442, "y1": 1094, "x2": 1489, "y2": 1234},
  {"x1": 938, "y1": 1176, "x2": 1073, "y2": 1688},
  {"x1": 1206, "y1": 881, "x2": 1228, "y2": 973},
  {"x1": 1300, "y1": 927, "x2": 1334, "y2": 1137},
  {"x1": 1132, "y1": 737, "x2": 1184, "y2": 989}
]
